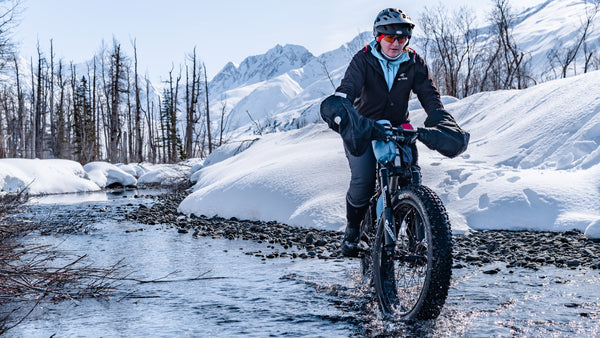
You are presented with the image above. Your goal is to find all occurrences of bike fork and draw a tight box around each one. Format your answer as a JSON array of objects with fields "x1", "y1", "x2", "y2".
[{"x1": 379, "y1": 167, "x2": 396, "y2": 251}]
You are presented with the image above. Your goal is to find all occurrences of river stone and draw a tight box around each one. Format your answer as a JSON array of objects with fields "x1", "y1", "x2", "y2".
[
  {"x1": 465, "y1": 254, "x2": 480, "y2": 262},
  {"x1": 121, "y1": 190, "x2": 600, "y2": 268},
  {"x1": 482, "y1": 268, "x2": 501, "y2": 274}
]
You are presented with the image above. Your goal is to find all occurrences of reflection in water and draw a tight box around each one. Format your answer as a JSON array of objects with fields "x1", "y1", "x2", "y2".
[
  {"x1": 28, "y1": 188, "x2": 166, "y2": 206},
  {"x1": 6, "y1": 192, "x2": 600, "y2": 337}
]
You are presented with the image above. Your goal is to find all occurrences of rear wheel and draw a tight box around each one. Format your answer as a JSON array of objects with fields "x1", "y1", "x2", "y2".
[{"x1": 372, "y1": 185, "x2": 452, "y2": 320}]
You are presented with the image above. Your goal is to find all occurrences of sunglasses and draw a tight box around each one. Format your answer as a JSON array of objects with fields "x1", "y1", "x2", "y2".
[{"x1": 380, "y1": 34, "x2": 408, "y2": 43}]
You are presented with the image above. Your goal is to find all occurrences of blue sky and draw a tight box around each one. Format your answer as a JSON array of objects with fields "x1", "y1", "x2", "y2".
[{"x1": 14, "y1": 0, "x2": 544, "y2": 84}]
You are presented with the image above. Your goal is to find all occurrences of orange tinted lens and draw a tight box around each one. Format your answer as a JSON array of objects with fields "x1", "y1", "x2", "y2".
[{"x1": 382, "y1": 35, "x2": 407, "y2": 43}]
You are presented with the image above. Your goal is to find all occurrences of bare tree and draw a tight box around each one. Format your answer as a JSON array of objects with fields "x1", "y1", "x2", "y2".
[
  {"x1": 12, "y1": 55, "x2": 24, "y2": 156},
  {"x1": 184, "y1": 47, "x2": 201, "y2": 159},
  {"x1": 53, "y1": 59, "x2": 67, "y2": 158},
  {"x1": 91, "y1": 55, "x2": 100, "y2": 160},
  {"x1": 0, "y1": 0, "x2": 21, "y2": 73},
  {"x1": 420, "y1": 5, "x2": 482, "y2": 98},
  {"x1": 202, "y1": 62, "x2": 212, "y2": 154},
  {"x1": 144, "y1": 76, "x2": 156, "y2": 162},
  {"x1": 132, "y1": 39, "x2": 143, "y2": 162},
  {"x1": 0, "y1": 87, "x2": 8, "y2": 157},
  {"x1": 33, "y1": 42, "x2": 45, "y2": 158},
  {"x1": 590, "y1": 45, "x2": 600, "y2": 71},
  {"x1": 547, "y1": 0, "x2": 600, "y2": 78},
  {"x1": 217, "y1": 96, "x2": 232, "y2": 147},
  {"x1": 107, "y1": 39, "x2": 127, "y2": 163},
  {"x1": 72, "y1": 75, "x2": 97, "y2": 163},
  {"x1": 318, "y1": 59, "x2": 337, "y2": 91},
  {"x1": 99, "y1": 43, "x2": 111, "y2": 160},
  {"x1": 583, "y1": 40, "x2": 596, "y2": 73},
  {"x1": 479, "y1": 0, "x2": 531, "y2": 91},
  {"x1": 124, "y1": 66, "x2": 133, "y2": 163},
  {"x1": 160, "y1": 65, "x2": 183, "y2": 163},
  {"x1": 171, "y1": 67, "x2": 182, "y2": 161}
]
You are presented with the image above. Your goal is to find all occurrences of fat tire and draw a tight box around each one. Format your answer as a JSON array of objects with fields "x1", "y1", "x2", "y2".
[
  {"x1": 359, "y1": 205, "x2": 377, "y2": 278},
  {"x1": 372, "y1": 185, "x2": 452, "y2": 320}
]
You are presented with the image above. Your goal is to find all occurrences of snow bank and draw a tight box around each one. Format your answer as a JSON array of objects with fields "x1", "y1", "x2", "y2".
[
  {"x1": 83, "y1": 162, "x2": 137, "y2": 188},
  {"x1": 418, "y1": 156, "x2": 600, "y2": 233},
  {"x1": 0, "y1": 158, "x2": 100, "y2": 194},
  {"x1": 585, "y1": 219, "x2": 600, "y2": 239},
  {"x1": 439, "y1": 72, "x2": 600, "y2": 170},
  {"x1": 179, "y1": 124, "x2": 348, "y2": 231},
  {"x1": 0, "y1": 158, "x2": 199, "y2": 195},
  {"x1": 116, "y1": 163, "x2": 151, "y2": 178},
  {"x1": 137, "y1": 163, "x2": 192, "y2": 187}
]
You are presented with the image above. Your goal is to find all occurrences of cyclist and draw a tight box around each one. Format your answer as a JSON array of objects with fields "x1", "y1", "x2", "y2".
[{"x1": 328, "y1": 8, "x2": 462, "y2": 257}]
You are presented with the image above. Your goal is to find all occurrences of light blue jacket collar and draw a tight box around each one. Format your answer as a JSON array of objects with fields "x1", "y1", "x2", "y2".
[{"x1": 370, "y1": 40, "x2": 409, "y2": 91}]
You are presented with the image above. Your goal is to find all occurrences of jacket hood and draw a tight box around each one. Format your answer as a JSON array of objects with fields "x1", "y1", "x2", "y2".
[{"x1": 369, "y1": 40, "x2": 409, "y2": 65}]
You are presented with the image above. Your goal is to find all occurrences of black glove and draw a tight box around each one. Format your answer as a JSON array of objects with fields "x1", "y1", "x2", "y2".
[
  {"x1": 418, "y1": 109, "x2": 470, "y2": 158},
  {"x1": 416, "y1": 127, "x2": 433, "y2": 144},
  {"x1": 320, "y1": 95, "x2": 349, "y2": 133}
]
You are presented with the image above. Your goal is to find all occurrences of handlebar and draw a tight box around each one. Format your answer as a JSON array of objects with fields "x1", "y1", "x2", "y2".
[{"x1": 383, "y1": 125, "x2": 419, "y2": 144}]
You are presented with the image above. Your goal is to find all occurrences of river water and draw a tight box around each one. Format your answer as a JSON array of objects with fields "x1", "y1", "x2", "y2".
[{"x1": 5, "y1": 190, "x2": 600, "y2": 337}]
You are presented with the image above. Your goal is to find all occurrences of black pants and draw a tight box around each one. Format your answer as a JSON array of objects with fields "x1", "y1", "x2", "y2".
[{"x1": 344, "y1": 144, "x2": 376, "y2": 209}]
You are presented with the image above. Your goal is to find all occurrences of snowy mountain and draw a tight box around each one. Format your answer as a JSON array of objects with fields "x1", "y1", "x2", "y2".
[
  {"x1": 207, "y1": 0, "x2": 600, "y2": 137},
  {"x1": 209, "y1": 44, "x2": 315, "y2": 95},
  {"x1": 208, "y1": 32, "x2": 372, "y2": 133}
]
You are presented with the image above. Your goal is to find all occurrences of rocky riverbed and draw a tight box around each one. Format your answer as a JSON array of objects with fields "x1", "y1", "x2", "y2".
[
  {"x1": 15, "y1": 188, "x2": 599, "y2": 337},
  {"x1": 123, "y1": 190, "x2": 600, "y2": 270}
]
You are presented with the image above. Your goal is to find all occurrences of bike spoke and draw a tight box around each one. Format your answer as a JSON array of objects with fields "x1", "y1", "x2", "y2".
[{"x1": 382, "y1": 203, "x2": 430, "y2": 316}]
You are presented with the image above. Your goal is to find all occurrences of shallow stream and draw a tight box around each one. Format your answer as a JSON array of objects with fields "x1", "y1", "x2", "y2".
[{"x1": 5, "y1": 190, "x2": 599, "y2": 337}]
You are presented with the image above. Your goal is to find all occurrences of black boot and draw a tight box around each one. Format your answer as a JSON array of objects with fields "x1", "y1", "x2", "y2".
[{"x1": 341, "y1": 202, "x2": 368, "y2": 257}]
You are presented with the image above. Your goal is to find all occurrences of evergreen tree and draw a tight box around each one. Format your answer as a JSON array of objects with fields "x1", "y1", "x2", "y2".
[
  {"x1": 159, "y1": 88, "x2": 183, "y2": 163},
  {"x1": 73, "y1": 76, "x2": 98, "y2": 163}
]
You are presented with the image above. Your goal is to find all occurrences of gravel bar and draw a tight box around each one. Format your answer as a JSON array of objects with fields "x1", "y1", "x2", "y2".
[{"x1": 124, "y1": 190, "x2": 600, "y2": 270}]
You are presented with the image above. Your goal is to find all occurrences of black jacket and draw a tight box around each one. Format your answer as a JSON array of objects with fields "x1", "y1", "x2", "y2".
[
  {"x1": 336, "y1": 45, "x2": 444, "y2": 127},
  {"x1": 323, "y1": 45, "x2": 470, "y2": 158}
]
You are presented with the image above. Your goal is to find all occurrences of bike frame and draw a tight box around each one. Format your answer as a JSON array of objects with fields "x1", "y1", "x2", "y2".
[{"x1": 374, "y1": 127, "x2": 420, "y2": 253}]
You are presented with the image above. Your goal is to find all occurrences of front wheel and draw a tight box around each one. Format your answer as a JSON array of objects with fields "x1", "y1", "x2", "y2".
[{"x1": 372, "y1": 185, "x2": 452, "y2": 320}]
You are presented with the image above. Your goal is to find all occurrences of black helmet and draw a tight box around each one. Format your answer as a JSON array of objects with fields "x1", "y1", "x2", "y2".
[{"x1": 373, "y1": 8, "x2": 415, "y2": 38}]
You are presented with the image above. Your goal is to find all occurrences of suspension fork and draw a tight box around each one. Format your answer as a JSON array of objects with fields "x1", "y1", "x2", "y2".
[{"x1": 379, "y1": 167, "x2": 396, "y2": 250}]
